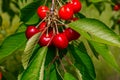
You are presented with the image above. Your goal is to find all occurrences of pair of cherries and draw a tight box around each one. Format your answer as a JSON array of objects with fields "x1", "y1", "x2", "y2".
[
  {"x1": 59, "y1": 0, "x2": 82, "y2": 20},
  {"x1": 37, "y1": 0, "x2": 82, "y2": 20},
  {"x1": 25, "y1": 23, "x2": 80, "y2": 49}
]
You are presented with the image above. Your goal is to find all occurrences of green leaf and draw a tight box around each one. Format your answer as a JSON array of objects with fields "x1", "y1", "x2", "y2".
[
  {"x1": 45, "y1": 46, "x2": 56, "y2": 66},
  {"x1": 88, "y1": 41, "x2": 99, "y2": 59},
  {"x1": 64, "y1": 72, "x2": 77, "y2": 80},
  {"x1": 74, "y1": 66, "x2": 82, "y2": 80},
  {"x1": 22, "y1": 32, "x2": 41, "y2": 69},
  {"x1": 68, "y1": 44, "x2": 96, "y2": 80},
  {"x1": 45, "y1": 64, "x2": 63, "y2": 80},
  {"x1": 20, "y1": 0, "x2": 44, "y2": 23},
  {"x1": 55, "y1": 63, "x2": 64, "y2": 80},
  {"x1": 68, "y1": 18, "x2": 120, "y2": 48},
  {"x1": 90, "y1": 0, "x2": 103, "y2": 3},
  {"x1": 25, "y1": 13, "x2": 40, "y2": 25},
  {"x1": 20, "y1": 46, "x2": 48, "y2": 80},
  {"x1": 75, "y1": 13, "x2": 86, "y2": 19},
  {"x1": 50, "y1": 68, "x2": 58, "y2": 80},
  {"x1": 89, "y1": 41, "x2": 120, "y2": 72},
  {"x1": 16, "y1": 23, "x2": 27, "y2": 33},
  {"x1": 0, "y1": 32, "x2": 26, "y2": 62},
  {"x1": 65, "y1": 63, "x2": 82, "y2": 80}
]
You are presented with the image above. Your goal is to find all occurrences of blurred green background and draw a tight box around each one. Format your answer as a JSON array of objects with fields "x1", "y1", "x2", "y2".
[{"x1": 0, "y1": 0, "x2": 120, "y2": 80}]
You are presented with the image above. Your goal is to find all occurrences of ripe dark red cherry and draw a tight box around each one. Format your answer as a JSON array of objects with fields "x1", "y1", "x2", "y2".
[
  {"x1": 64, "y1": 28, "x2": 80, "y2": 41},
  {"x1": 114, "y1": 5, "x2": 119, "y2": 11},
  {"x1": 38, "y1": 22, "x2": 46, "y2": 31},
  {"x1": 70, "y1": 0, "x2": 82, "y2": 13},
  {"x1": 37, "y1": 6, "x2": 49, "y2": 19},
  {"x1": 25, "y1": 26, "x2": 39, "y2": 39},
  {"x1": 58, "y1": 5, "x2": 73, "y2": 20},
  {"x1": 39, "y1": 33, "x2": 53, "y2": 46},
  {"x1": 52, "y1": 33, "x2": 68, "y2": 49}
]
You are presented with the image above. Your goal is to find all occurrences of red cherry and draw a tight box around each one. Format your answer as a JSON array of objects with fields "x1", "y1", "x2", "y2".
[
  {"x1": 52, "y1": 33, "x2": 68, "y2": 49},
  {"x1": 58, "y1": 5, "x2": 73, "y2": 20},
  {"x1": 37, "y1": 6, "x2": 49, "y2": 19},
  {"x1": 70, "y1": 0, "x2": 82, "y2": 13},
  {"x1": 25, "y1": 26, "x2": 39, "y2": 39},
  {"x1": 64, "y1": 28, "x2": 80, "y2": 41},
  {"x1": 39, "y1": 33, "x2": 53, "y2": 46},
  {"x1": 114, "y1": 5, "x2": 119, "y2": 11},
  {"x1": 38, "y1": 22, "x2": 46, "y2": 32}
]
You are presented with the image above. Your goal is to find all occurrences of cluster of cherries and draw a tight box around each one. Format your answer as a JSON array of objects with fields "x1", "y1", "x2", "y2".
[
  {"x1": 25, "y1": 0, "x2": 82, "y2": 49},
  {"x1": 114, "y1": 4, "x2": 120, "y2": 11}
]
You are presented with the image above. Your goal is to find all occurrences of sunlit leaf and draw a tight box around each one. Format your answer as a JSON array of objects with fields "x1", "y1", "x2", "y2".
[
  {"x1": 64, "y1": 72, "x2": 77, "y2": 80},
  {"x1": 20, "y1": 46, "x2": 48, "y2": 80},
  {"x1": 22, "y1": 32, "x2": 41, "y2": 69},
  {"x1": 68, "y1": 18, "x2": 120, "y2": 47}
]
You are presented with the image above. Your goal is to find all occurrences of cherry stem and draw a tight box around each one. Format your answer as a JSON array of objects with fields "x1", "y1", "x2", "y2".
[
  {"x1": 56, "y1": 48, "x2": 67, "y2": 73},
  {"x1": 46, "y1": 55, "x2": 59, "y2": 70},
  {"x1": 50, "y1": 0, "x2": 55, "y2": 14},
  {"x1": 64, "y1": 55, "x2": 73, "y2": 65},
  {"x1": 56, "y1": 0, "x2": 62, "y2": 7},
  {"x1": 54, "y1": 21, "x2": 59, "y2": 34},
  {"x1": 44, "y1": 0, "x2": 48, "y2": 5},
  {"x1": 36, "y1": 16, "x2": 47, "y2": 28},
  {"x1": 46, "y1": 35, "x2": 54, "y2": 46},
  {"x1": 55, "y1": 19, "x2": 69, "y2": 28},
  {"x1": 59, "y1": 58, "x2": 66, "y2": 72}
]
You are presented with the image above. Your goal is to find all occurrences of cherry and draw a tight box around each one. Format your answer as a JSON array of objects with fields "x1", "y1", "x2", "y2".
[
  {"x1": 39, "y1": 33, "x2": 53, "y2": 46},
  {"x1": 52, "y1": 33, "x2": 68, "y2": 49},
  {"x1": 69, "y1": 0, "x2": 82, "y2": 13},
  {"x1": 64, "y1": 28, "x2": 80, "y2": 41},
  {"x1": 58, "y1": 5, "x2": 73, "y2": 20},
  {"x1": 114, "y1": 5, "x2": 119, "y2": 11},
  {"x1": 25, "y1": 26, "x2": 39, "y2": 39},
  {"x1": 38, "y1": 22, "x2": 46, "y2": 32},
  {"x1": 37, "y1": 6, "x2": 49, "y2": 19}
]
